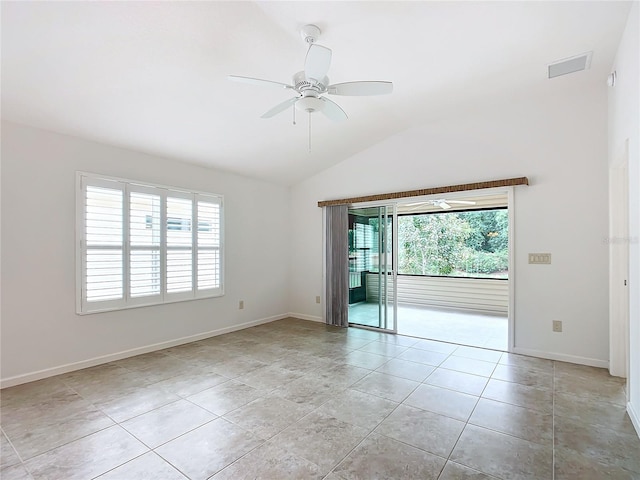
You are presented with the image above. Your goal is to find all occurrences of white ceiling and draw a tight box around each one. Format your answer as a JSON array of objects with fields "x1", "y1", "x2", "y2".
[{"x1": 1, "y1": 1, "x2": 632, "y2": 186}]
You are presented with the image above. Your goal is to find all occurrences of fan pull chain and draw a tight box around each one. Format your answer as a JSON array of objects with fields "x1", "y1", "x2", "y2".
[
  {"x1": 292, "y1": 106, "x2": 296, "y2": 125},
  {"x1": 308, "y1": 111, "x2": 312, "y2": 153}
]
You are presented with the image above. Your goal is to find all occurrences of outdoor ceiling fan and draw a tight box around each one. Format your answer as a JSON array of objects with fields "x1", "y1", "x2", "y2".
[
  {"x1": 228, "y1": 24, "x2": 393, "y2": 123},
  {"x1": 405, "y1": 199, "x2": 477, "y2": 210}
]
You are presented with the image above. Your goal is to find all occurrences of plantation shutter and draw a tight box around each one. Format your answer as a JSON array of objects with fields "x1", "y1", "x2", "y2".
[
  {"x1": 165, "y1": 192, "x2": 194, "y2": 300},
  {"x1": 81, "y1": 178, "x2": 125, "y2": 311},
  {"x1": 78, "y1": 173, "x2": 224, "y2": 313},
  {"x1": 129, "y1": 186, "x2": 162, "y2": 304},
  {"x1": 196, "y1": 195, "x2": 222, "y2": 295}
]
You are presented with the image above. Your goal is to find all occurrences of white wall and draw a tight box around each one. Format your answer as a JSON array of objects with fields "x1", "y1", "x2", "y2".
[
  {"x1": 609, "y1": 2, "x2": 640, "y2": 435},
  {"x1": 290, "y1": 85, "x2": 610, "y2": 366},
  {"x1": 1, "y1": 121, "x2": 291, "y2": 386}
]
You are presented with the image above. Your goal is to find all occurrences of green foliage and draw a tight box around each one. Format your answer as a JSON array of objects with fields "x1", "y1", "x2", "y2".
[
  {"x1": 463, "y1": 210, "x2": 508, "y2": 253},
  {"x1": 398, "y1": 209, "x2": 508, "y2": 278},
  {"x1": 459, "y1": 249, "x2": 509, "y2": 274},
  {"x1": 398, "y1": 214, "x2": 471, "y2": 275}
]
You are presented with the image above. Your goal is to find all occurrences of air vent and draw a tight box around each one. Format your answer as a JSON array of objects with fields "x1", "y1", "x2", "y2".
[{"x1": 548, "y1": 52, "x2": 592, "y2": 79}]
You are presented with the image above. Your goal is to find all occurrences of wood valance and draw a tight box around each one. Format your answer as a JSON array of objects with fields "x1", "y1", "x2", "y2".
[{"x1": 317, "y1": 177, "x2": 529, "y2": 208}]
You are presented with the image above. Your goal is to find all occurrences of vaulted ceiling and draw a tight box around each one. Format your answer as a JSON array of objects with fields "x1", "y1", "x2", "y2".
[{"x1": 1, "y1": 1, "x2": 632, "y2": 185}]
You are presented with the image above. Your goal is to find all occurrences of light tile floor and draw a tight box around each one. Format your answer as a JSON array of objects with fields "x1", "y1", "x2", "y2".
[
  {"x1": 349, "y1": 303, "x2": 508, "y2": 350},
  {"x1": 1, "y1": 318, "x2": 638, "y2": 480}
]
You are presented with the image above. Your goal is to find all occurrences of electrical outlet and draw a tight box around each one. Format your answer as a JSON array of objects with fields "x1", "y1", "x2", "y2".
[
  {"x1": 315, "y1": 296, "x2": 321, "y2": 304},
  {"x1": 239, "y1": 300, "x2": 244, "y2": 310},
  {"x1": 552, "y1": 320, "x2": 562, "y2": 332}
]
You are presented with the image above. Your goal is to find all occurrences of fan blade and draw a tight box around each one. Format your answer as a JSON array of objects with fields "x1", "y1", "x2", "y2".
[
  {"x1": 305, "y1": 44, "x2": 332, "y2": 82},
  {"x1": 439, "y1": 202, "x2": 452, "y2": 210},
  {"x1": 228, "y1": 75, "x2": 293, "y2": 90},
  {"x1": 407, "y1": 204, "x2": 428, "y2": 212},
  {"x1": 328, "y1": 81, "x2": 393, "y2": 96},
  {"x1": 320, "y1": 97, "x2": 347, "y2": 122},
  {"x1": 261, "y1": 97, "x2": 299, "y2": 118},
  {"x1": 447, "y1": 200, "x2": 477, "y2": 205}
]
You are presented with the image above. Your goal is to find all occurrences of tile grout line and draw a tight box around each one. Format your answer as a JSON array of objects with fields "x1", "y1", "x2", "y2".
[
  {"x1": 196, "y1": 350, "x2": 368, "y2": 479},
  {"x1": 183, "y1": 333, "x2": 369, "y2": 479},
  {"x1": 268, "y1": 343, "x2": 471, "y2": 477},
  {"x1": 6, "y1": 322, "x2": 634, "y2": 480},
  {"x1": 127, "y1": 414, "x2": 219, "y2": 451},
  {"x1": 208, "y1": 361, "x2": 385, "y2": 480},
  {"x1": 317, "y1": 345, "x2": 451, "y2": 478},
  {"x1": 437, "y1": 352, "x2": 502, "y2": 478},
  {"x1": 13, "y1": 379, "x2": 129, "y2": 470},
  {"x1": 24, "y1": 373, "x2": 249, "y2": 478},
  {"x1": 199, "y1": 427, "x2": 272, "y2": 480},
  {"x1": 88, "y1": 450, "x2": 150, "y2": 480},
  {"x1": 322, "y1": 373, "x2": 425, "y2": 479},
  {"x1": 327, "y1": 347, "x2": 498, "y2": 480},
  {"x1": 1, "y1": 425, "x2": 29, "y2": 475}
]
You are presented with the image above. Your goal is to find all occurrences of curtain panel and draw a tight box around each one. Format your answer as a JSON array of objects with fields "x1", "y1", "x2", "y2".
[{"x1": 324, "y1": 205, "x2": 349, "y2": 327}]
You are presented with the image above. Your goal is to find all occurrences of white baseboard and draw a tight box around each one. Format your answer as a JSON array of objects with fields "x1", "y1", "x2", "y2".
[
  {"x1": 512, "y1": 347, "x2": 609, "y2": 369},
  {"x1": 288, "y1": 312, "x2": 324, "y2": 323},
  {"x1": 0, "y1": 314, "x2": 287, "y2": 389},
  {"x1": 5, "y1": 315, "x2": 615, "y2": 389},
  {"x1": 628, "y1": 401, "x2": 640, "y2": 438}
]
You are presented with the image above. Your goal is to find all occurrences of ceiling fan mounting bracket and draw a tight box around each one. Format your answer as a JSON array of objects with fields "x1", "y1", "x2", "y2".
[{"x1": 300, "y1": 24, "x2": 321, "y2": 44}]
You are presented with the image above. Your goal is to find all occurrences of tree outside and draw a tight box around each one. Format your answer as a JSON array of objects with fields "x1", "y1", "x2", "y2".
[{"x1": 398, "y1": 209, "x2": 508, "y2": 279}]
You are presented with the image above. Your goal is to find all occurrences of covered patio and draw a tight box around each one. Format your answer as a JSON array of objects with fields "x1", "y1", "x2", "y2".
[{"x1": 348, "y1": 302, "x2": 508, "y2": 351}]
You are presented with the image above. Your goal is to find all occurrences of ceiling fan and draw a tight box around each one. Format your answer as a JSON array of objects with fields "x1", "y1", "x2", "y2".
[
  {"x1": 405, "y1": 199, "x2": 477, "y2": 210},
  {"x1": 228, "y1": 24, "x2": 393, "y2": 123}
]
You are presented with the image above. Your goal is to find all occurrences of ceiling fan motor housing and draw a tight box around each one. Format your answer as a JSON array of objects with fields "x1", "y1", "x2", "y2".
[{"x1": 293, "y1": 71, "x2": 328, "y2": 93}]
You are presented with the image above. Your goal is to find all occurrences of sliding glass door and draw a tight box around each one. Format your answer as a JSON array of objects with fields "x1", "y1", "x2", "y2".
[{"x1": 347, "y1": 205, "x2": 397, "y2": 333}]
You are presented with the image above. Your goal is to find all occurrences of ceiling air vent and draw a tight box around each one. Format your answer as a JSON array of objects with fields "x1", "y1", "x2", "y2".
[{"x1": 548, "y1": 52, "x2": 593, "y2": 79}]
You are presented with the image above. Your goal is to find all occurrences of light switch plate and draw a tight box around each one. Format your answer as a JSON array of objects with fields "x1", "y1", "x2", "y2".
[{"x1": 529, "y1": 253, "x2": 551, "y2": 264}]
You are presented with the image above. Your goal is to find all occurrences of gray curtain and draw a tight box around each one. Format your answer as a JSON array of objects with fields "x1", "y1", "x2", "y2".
[{"x1": 324, "y1": 205, "x2": 349, "y2": 327}]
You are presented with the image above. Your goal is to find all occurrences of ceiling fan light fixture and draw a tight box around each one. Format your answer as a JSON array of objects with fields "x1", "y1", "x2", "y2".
[{"x1": 295, "y1": 96, "x2": 324, "y2": 113}]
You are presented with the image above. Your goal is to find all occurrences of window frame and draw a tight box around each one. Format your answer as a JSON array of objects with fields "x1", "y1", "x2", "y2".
[{"x1": 76, "y1": 172, "x2": 224, "y2": 314}]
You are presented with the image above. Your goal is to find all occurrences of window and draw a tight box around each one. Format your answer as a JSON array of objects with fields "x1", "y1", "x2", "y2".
[
  {"x1": 398, "y1": 208, "x2": 508, "y2": 279},
  {"x1": 77, "y1": 173, "x2": 223, "y2": 313}
]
